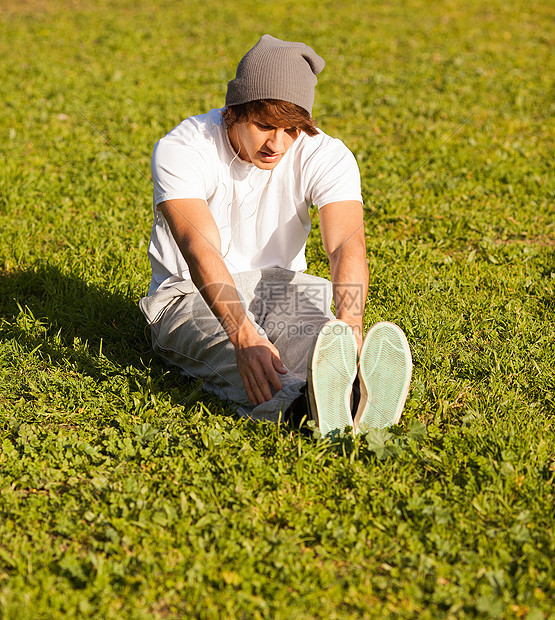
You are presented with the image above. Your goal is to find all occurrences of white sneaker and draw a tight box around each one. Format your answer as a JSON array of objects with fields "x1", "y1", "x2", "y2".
[
  {"x1": 306, "y1": 320, "x2": 358, "y2": 437},
  {"x1": 353, "y1": 322, "x2": 412, "y2": 434}
]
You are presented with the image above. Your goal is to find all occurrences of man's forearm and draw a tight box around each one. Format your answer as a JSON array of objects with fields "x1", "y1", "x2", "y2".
[
  {"x1": 184, "y1": 244, "x2": 255, "y2": 344},
  {"x1": 329, "y1": 242, "x2": 369, "y2": 343},
  {"x1": 158, "y1": 199, "x2": 285, "y2": 405}
]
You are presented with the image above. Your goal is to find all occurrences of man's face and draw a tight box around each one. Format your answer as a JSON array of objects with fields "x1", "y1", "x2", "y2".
[{"x1": 228, "y1": 118, "x2": 300, "y2": 170}]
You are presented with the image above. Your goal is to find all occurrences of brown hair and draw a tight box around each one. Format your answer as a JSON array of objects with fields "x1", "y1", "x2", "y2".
[{"x1": 223, "y1": 99, "x2": 318, "y2": 137}]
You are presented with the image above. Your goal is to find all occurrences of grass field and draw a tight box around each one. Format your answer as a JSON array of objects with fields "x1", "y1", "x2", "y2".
[{"x1": 0, "y1": 0, "x2": 553, "y2": 617}]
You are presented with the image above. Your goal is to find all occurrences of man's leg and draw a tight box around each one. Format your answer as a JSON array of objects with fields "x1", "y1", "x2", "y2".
[
  {"x1": 139, "y1": 271, "x2": 307, "y2": 423},
  {"x1": 251, "y1": 269, "x2": 359, "y2": 433},
  {"x1": 140, "y1": 269, "x2": 413, "y2": 434},
  {"x1": 253, "y1": 269, "x2": 335, "y2": 377},
  {"x1": 252, "y1": 270, "x2": 413, "y2": 435}
]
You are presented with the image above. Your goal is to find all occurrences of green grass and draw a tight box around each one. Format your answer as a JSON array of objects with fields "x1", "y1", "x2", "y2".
[{"x1": 0, "y1": 0, "x2": 553, "y2": 617}]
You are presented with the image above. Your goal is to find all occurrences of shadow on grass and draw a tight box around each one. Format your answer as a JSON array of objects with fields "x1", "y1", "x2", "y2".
[
  {"x1": 0, "y1": 263, "x2": 286, "y2": 429},
  {"x1": 0, "y1": 262, "x2": 215, "y2": 411},
  {"x1": 0, "y1": 262, "x2": 151, "y2": 369}
]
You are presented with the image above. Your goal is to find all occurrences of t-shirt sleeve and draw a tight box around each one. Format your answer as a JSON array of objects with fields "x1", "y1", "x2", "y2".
[
  {"x1": 151, "y1": 136, "x2": 209, "y2": 207},
  {"x1": 306, "y1": 138, "x2": 363, "y2": 209}
]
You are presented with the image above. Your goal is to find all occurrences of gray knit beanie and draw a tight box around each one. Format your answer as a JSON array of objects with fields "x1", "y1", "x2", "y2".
[{"x1": 225, "y1": 34, "x2": 325, "y2": 115}]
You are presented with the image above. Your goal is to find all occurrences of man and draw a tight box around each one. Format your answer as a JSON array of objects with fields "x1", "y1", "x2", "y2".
[{"x1": 139, "y1": 34, "x2": 412, "y2": 436}]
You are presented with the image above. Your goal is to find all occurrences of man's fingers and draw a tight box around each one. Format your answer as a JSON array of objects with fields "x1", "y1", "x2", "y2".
[
  {"x1": 268, "y1": 363, "x2": 284, "y2": 393},
  {"x1": 253, "y1": 367, "x2": 274, "y2": 403},
  {"x1": 244, "y1": 369, "x2": 265, "y2": 405},
  {"x1": 272, "y1": 355, "x2": 287, "y2": 375},
  {"x1": 244, "y1": 365, "x2": 282, "y2": 405},
  {"x1": 259, "y1": 350, "x2": 284, "y2": 395},
  {"x1": 243, "y1": 377, "x2": 258, "y2": 406},
  {"x1": 242, "y1": 366, "x2": 271, "y2": 405}
]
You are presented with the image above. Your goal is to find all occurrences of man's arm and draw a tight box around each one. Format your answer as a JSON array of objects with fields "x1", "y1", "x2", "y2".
[
  {"x1": 319, "y1": 200, "x2": 369, "y2": 350},
  {"x1": 158, "y1": 198, "x2": 286, "y2": 405}
]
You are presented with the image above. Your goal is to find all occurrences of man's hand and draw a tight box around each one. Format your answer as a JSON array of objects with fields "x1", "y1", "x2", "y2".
[{"x1": 234, "y1": 329, "x2": 287, "y2": 405}]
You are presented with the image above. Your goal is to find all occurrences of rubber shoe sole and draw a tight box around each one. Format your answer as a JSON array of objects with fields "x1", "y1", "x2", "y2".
[
  {"x1": 353, "y1": 322, "x2": 412, "y2": 434},
  {"x1": 306, "y1": 320, "x2": 358, "y2": 437}
]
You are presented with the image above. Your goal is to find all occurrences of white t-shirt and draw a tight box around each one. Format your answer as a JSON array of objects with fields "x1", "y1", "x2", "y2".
[{"x1": 147, "y1": 108, "x2": 362, "y2": 294}]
